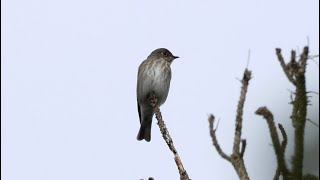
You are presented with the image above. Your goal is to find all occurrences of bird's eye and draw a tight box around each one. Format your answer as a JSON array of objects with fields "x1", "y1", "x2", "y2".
[{"x1": 161, "y1": 51, "x2": 168, "y2": 56}]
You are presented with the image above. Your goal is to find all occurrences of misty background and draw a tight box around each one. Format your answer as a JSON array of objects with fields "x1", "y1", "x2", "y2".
[{"x1": 1, "y1": 0, "x2": 319, "y2": 179}]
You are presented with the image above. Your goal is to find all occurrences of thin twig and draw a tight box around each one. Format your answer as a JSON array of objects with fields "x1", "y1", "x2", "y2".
[
  {"x1": 307, "y1": 91, "x2": 319, "y2": 95},
  {"x1": 308, "y1": 54, "x2": 319, "y2": 67},
  {"x1": 278, "y1": 124, "x2": 288, "y2": 154},
  {"x1": 306, "y1": 119, "x2": 319, "y2": 128},
  {"x1": 240, "y1": 139, "x2": 247, "y2": 158},
  {"x1": 276, "y1": 48, "x2": 296, "y2": 85},
  {"x1": 309, "y1": 57, "x2": 319, "y2": 67},
  {"x1": 309, "y1": 55, "x2": 319, "y2": 58},
  {"x1": 246, "y1": 50, "x2": 251, "y2": 69},
  {"x1": 274, "y1": 124, "x2": 289, "y2": 180},
  {"x1": 149, "y1": 94, "x2": 190, "y2": 180},
  {"x1": 208, "y1": 115, "x2": 231, "y2": 162},
  {"x1": 298, "y1": 47, "x2": 309, "y2": 74}
]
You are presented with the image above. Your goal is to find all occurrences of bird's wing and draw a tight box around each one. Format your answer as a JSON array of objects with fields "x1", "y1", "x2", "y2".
[{"x1": 137, "y1": 99, "x2": 142, "y2": 123}]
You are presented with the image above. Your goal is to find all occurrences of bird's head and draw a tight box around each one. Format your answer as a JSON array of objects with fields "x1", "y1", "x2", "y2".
[{"x1": 148, "y1": 48, "x2": 179, "y2": 63}]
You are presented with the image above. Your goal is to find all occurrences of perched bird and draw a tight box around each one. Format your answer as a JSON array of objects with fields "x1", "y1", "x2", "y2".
[{"x1": 136, "y1": 48, "x2": 179, "y2": 142}]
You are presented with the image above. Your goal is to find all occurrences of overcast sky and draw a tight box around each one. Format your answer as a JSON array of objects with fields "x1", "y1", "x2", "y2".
[{"x1": 2, "y1": 0, "x2": 319, "y2": 179}]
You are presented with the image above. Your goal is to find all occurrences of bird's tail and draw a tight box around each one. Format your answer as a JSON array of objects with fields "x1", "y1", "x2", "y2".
[{"x1": 137, "y1": 122, "x2": 152, "y2": 142}]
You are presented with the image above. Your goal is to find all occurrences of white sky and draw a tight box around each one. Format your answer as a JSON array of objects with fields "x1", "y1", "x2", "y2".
[{"x1": 1, "y1": 0, "x2": 319, "y2": 179}]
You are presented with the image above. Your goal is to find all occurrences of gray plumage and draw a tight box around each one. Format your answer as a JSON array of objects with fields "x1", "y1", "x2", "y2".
[{"x1": 136, "y1": 48, "x2": 179, "y2": 142}]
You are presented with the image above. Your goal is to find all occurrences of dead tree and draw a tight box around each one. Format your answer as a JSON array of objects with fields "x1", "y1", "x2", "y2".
[{"x1": 209, "y1": 45, "x2": 318, "y2": 180}]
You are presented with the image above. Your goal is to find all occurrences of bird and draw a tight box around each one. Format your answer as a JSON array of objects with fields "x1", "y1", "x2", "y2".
[{"x1": 136, "y1": 48, "x2": 179, "y2": 142}]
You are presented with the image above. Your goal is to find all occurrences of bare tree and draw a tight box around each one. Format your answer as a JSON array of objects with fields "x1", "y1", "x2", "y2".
[{"x1": 208, "y1": 45, "x2": 318, "y2": 180}]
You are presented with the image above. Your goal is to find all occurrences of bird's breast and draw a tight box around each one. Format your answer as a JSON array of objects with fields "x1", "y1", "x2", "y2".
[{"x1": 137, "y1": 60, "x2": 172, "y2": 105}]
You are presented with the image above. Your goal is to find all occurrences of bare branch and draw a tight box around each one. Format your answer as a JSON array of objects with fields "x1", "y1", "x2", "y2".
[
  {"x1": 278, "y1": 124, "x2": 288, "y2": 152},
  {"x1": 298, "y1": 47, "x2": 309, "y2": 74},
  {"x1": 274, "y1": 124, "x2": 289, "y2": 180},
  {"x1": 291, "y1": 50, "x2": 297, "y2": 64},
  {"x1": 208, "y1": 115, "x2": 231, "y2": 162},
  {"x1": 255, "y1": 107, "x2": 289, "y2": 179},
  {"x1": 209, "y1": 69, "x2": 251, "y2": 180},
  {"x1": 149, "y1": 94, "x2": 190, "y2": 180},
  {"x1": 230, "y1": 69, "x2": 251, "y2": 180},
  {"x1": 276, "y1": 48, "x2": 296, "y2": 85},
  {"x1": 233, "y1": 69, "x2": 251, "y2": 154}
]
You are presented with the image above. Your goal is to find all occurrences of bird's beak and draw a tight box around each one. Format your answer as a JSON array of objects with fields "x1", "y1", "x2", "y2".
[{"x1": 173, "y1": 56, "x2": 179, "y2": 59}]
